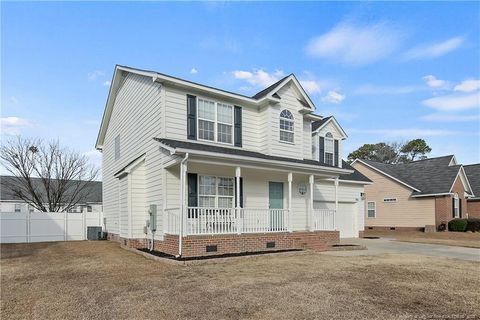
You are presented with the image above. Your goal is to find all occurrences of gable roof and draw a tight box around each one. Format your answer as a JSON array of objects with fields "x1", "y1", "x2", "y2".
[
  {"x1": 155, "y1": 138, "x2": 352, "y2": 175},
  {"x1": 96, "y1": 65, "x2": 316, "y2": 150},
  {"x1": 251, "y1": 75, "x2": 291, "y2": 99},
  {"x1": 311, "y1": 116, "x2": 348, "y2": 138},
  {"x1": 464, "y1": 164, "x2": 480, "y2": 198},
  {"x1": 339, "y1": 160, "x2": 372, "y2": 183},
  {"x1": 0, "y1": 176, "x2": 102, "y2": 203},
  {"x1": 354, "y1": 155, "x2": 471, "y2": 196},
  {"x1": 312, "y1": 116, "x2": 331, "y2": 131}
]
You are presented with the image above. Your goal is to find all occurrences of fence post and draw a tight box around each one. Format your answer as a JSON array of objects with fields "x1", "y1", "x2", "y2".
[
  {"x1": 26, "y1": 212, "x2": 30, "y2": 243},
  {"x1": 83, "y1": 211, "x2": 87, "y2": 240},
  {"x1": 64, "y1": 212, "x2": 68, "y2": 241}
]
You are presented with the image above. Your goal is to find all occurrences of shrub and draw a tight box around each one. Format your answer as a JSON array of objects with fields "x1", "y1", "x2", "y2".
[
  {"x1": 466, "y1": 218, "x2": 480, "y2": 232},
  {"x1": 448, "y1": 219, "x2": 467, "y2": 232}
]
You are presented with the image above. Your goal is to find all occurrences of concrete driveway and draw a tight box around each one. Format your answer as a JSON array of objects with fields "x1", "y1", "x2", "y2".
[{"x1": 324, "y1": 237, "x2": 480, "y2": 262}]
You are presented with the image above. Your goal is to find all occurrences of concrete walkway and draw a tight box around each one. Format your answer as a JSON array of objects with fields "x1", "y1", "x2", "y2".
[{"x1": 323, "y1": 237, "x2": 480, "y2": 262}]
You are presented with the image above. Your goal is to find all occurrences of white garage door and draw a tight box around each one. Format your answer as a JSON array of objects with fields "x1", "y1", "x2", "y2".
[{"x1": 336, "y1": 203, "x2": 357, "y2": 238}]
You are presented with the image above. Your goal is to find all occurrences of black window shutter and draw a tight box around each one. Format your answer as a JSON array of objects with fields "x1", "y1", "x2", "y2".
[
  {"x1": 459, "y1": 199, "x2": 462, "y2": 218},
  {"x1": 334, "y1": 140, "x2": 339, "y2": 167},
  {"x1": 235, "y1": 178, "x2": 244, "y2": 208},
  {"x1": 234, "y1": 106, "x2": 242, "y2": 147},
  {"x1": 187, "y1": 173, "x2": 198, "y2": 208},
  {"x1": 452, "y1": 197, "x2": 455, "y2": 218},
  {"x1": 187, "y1": 95, "x2": 197, "y2": 140},
  {"x1": 319, "y1": 137, "x2": 325, "y2": 164}
]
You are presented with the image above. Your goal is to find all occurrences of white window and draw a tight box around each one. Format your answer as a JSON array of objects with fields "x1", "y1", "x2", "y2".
[
  {"x1": 454, "y1": 193, "x2": 460, "y2": 218},
  {"x1": 279, "y1": 110, "x2": 294, "y2": 143},
  {"x1": 198, "y1": 175, "x2": 234, "y2": 208},
  {"x1": 114, "y1": 135, "x2": 120, "y2": 161},
  {"x1": 324, "y1": 132, "x2": 334, "y2": 166},
  {"x1": 197, "y1": 98, "x2": 233, "y2": 144},
  {"x1": 367, "y1": 201, "x2": 376, "y2": 218},
  {"x1": 383, "y1": 198, "x2": 397, "y2": 203},
  {"x1": 14, "y1": 204, "x2": 21, "y2": 212}
]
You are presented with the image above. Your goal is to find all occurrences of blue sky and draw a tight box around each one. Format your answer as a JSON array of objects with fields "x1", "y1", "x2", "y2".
[{"x1": 2, "y1": 1, "x2": 479, "y2": 170}]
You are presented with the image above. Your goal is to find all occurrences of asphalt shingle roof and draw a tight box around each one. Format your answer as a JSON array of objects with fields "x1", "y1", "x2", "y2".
[
  {"x1": 0, "y1": 176, "x2": 102, "y2": 203},
  {"x1": 312, "y1": 116, "x2": 332, "y2": 132},
  {"x1": 362, "y1": 155, "x2": 461, "y2": 196},
  {"x1": 155, "y1": 138, "x2": 343, "y2": 169},
  {"x1": 464, "y1": 164, "x2": 480, "y2": 198},
  {"x1": 251, "y1": 74, "x2": 292, "y2": 100},
  {"x1": 340, "y1": 161, "x2": 372, "y2": 183}
]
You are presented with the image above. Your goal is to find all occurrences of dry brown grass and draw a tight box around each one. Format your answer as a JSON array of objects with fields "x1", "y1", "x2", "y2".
[
  {"x1": 364, "y1": 230, "x2": 480, "y2": 248},
  {"x1": 1, "y1": 241, "x2": 479, "y2": 320}
]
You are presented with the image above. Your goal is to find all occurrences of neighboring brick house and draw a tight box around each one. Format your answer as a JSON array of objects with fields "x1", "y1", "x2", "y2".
[
  {"x1": 464, "y1": 164, "x2": 480, "y2": 218},
  {"x1": 351, "y1": 155, "x2": 475, "y2": 231}
]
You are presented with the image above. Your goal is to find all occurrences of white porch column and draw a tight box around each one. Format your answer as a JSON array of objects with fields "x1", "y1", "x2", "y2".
[
  {"x1": 180, "y1": 159, "x2": 188, "y2": 236},
  {"x1": 236, "y1": 166, "x2": 241, "y2": 234},
  {"x1": 309, "y1": 175, "x2": 314, "y2": 231},
  {"x1": 334, "y1": 177, "x2": 339, "y2": 230},
  {"x1": 288, "y1": 172, "x2": 293, "y2": 232}
]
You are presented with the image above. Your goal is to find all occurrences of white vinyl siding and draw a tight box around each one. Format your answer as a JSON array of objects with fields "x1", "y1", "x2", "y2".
[
  {"x1": 102, "y1": 72, "x2": 164, "y2": 237},
  {"x1": 114, "y1": 135, "x2": 120, "y2": 160}
]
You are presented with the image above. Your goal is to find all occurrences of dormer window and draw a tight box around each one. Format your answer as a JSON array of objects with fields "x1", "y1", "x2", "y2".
[
  {"x1": 279, "y1": 110, "x2": 294, "y2": 143},
  {"x1": 324, "y1": 132, "x2": 334, "y2": 165}
]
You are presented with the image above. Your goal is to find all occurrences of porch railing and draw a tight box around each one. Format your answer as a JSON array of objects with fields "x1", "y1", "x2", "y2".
[
  {"x1": 164, "y1": 207, "x2": 289, "y2": 235},
  {"x1": 312, "y1": 209, "x2": 336, "y2": 231}
]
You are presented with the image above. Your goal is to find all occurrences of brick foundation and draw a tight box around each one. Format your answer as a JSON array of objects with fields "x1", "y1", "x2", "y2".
[{"x1": 107, "y1": 231, "x2": 339, "y2": 258}]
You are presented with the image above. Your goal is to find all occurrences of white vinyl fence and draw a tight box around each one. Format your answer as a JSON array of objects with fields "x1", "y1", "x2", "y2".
[{"x1": 0, "y1": 211, "x2": 103, "y2": 243}]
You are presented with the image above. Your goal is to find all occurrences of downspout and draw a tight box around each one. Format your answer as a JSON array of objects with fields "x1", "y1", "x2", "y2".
[{"x1": 177, "y1": 152, "x2": 189, "y2": 258}]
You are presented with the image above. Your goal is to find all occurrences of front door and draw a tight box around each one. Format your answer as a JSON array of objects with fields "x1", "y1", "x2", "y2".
[{"x1": 269, "y1": 182, "x2": 284, "y2": 230}]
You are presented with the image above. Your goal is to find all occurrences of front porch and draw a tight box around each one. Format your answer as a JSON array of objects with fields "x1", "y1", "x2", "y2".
[
  {"x1": 162, "y1": 154, "x2": 341, "y2": 238},
  {"x1": 164, "y1": 207, "x2": 336, "y2": 236}
]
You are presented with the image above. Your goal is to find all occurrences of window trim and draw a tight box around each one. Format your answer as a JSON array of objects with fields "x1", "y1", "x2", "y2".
[
  {"x1": 196, "y1": 97, "x2": 234, "y2": 146},
  {"x1": 279, "y1": 109, "x2": 294, "y2": 143},
  {"x1": 453, "y1": 193, "x2": 460, "y2": 218},
  {"x1": 367, "y1": 201, "x2": 376, "y2": 218},
  {"x1": 324, "y1": 132, "x2": 334, "y2": 165},
  {"x1": 198, "y1": 175, "x2": 235, "y2": 208}
]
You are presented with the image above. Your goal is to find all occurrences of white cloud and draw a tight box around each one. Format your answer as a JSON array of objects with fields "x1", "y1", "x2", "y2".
[
  {"x1": 348, "y1": 128, "x2": 459, "y2": 137},
  {"x1": 10, "y1": 96, "x2": 19, "y2": 104},
  {"x1": 190, "y1": 68, "x2": 198, "y2": 74},
  {"x1": 232, "y1": 69, "x2": 286, "y2": 88},
  {"x1": 0, "y1": 117, "x2": 33, "y2": 135},
  {"x1": 87, "y1": 70, "x2": 105, "y2": 81},
  {"x1": 299, "y1": 80, "x2": 322, "y2": 95},
  {"x1": 306, "y1": 22, "x2": 402, "y2": 65},
  {"x1": 103, "y1": 81, "x2": 111, "y2": 86},
  {"x1": 404, "y1": 36, "x2": 464, "y2": 60},
  {"x1": 322, "y1": 90, "x2": 345, "y2": 104},
  {"x1": 353, "y1": 84, "x2": 419, "y2": 95},
  {"x1": 454, "y1": 79, "x2": 480, "y2": 93},
  {"x1": 421, "y1": 113, "x2": 480, "y2": 122},
  {"x1": 422, "y1": 92, "x2": 480, "y2": 112},
  {"x1": 422, "y1": 75, "x2": 450, "y2": 90}
]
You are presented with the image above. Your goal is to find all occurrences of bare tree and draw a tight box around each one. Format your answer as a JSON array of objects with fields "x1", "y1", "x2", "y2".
[{"x1": 1, "y1": 136, "x2": 99, "y2": 212}]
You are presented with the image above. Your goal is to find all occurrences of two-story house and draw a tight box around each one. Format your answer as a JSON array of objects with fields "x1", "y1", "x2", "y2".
[{"x1": 96, "y1": 65, "x2": 371, "y2": 258}]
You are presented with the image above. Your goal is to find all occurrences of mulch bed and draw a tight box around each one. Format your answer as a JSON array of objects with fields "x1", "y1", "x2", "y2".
[{"x1": 137, "y1": 248, "x2": 303, "y2": 261}]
